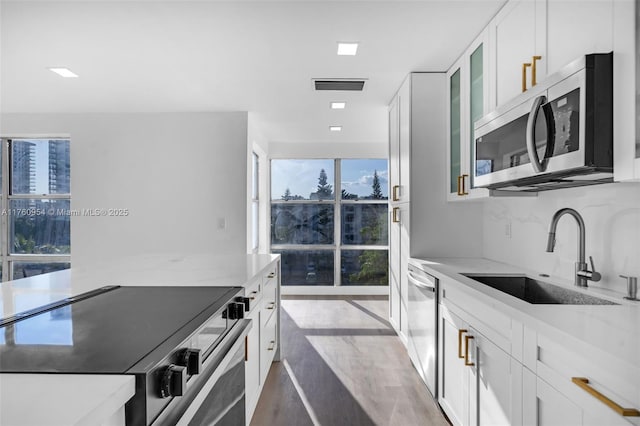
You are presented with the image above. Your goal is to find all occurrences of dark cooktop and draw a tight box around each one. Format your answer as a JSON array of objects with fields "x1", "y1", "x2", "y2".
[{"x1": 0, "y1": 286, "x2": 240, "y2": 374}]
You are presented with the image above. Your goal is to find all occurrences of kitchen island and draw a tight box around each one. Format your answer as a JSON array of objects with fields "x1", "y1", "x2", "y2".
[{"x1": 0, "y1": 253, "x2": 280, "y2": 426}]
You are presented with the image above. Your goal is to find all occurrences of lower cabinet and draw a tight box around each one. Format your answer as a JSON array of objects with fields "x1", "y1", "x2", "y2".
[
  {"x1": 245, "y1": 259, "x2": 281, "y2": 425},
  {"x1": 439, "y1": 303, "x2": 522, "y2": 426}
]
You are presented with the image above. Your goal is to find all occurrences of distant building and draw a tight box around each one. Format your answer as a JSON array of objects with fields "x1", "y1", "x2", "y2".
[
  {"x1": 12, "y1": 141, "x2": 36, "y2": 211},
  {"x1": 48, "y1": 140, "x2": 70, "y2": 193}
]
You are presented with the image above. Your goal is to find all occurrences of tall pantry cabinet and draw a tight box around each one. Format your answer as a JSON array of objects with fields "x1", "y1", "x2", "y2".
[{"x1": 388, "y1": 73, "x2": 483, "y2": 341}]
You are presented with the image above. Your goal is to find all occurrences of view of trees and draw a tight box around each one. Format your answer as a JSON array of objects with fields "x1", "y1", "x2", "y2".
[{"x1": 272, "y1": 162, "x2": 388, "y2": 286}]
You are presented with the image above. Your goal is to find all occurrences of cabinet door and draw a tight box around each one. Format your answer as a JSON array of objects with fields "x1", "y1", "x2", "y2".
[
  {"x1": 491, "y1": 0, "x2": 546, "y2": 107},
  {"x1": 439, "y1": 305, "x2": 469, "y2": 426},
  {"x1": 245, "y1": 309, "x2": 261, "y2": 424},
  {"x1": 523, "y1": 371, "x2": 583, "y2": 426},
  {"x1": 389, "y1": 95, "x2": 400, "y2": 202},
  {"x1": 546, "y1": 0, "x2": 613, "y2": 76},
  {"x1": 447, "y1": 59, "x2": 464, "y2": 200},
  {"x1": 399, "y1": 80, "x2": 411, "y2": 203},
  {"x1": 389, "y1": 205, "x2": 401, "y2": 333},
  {"x1": 398, "y1": 203, "x2": 410, "y2": 335},
  {"x1": 468, "y1": 329, "x2": 522, "y2": 426}
]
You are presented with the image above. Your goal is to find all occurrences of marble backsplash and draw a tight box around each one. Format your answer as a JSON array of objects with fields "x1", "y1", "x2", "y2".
[{"x1": 482, "y1": 182, "x2": 640, "y2": 297}]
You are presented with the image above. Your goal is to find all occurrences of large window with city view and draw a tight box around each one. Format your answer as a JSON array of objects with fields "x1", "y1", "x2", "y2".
[
  {"x1": 1, "y1": 138, "x2": 71, "y2": 281},
  {"x1": 271, "y1": 159, "x2": 388, "y2": 287}
]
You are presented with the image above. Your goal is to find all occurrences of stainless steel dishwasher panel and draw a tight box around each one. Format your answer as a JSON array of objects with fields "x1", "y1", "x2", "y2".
[{"x1": 407, "y1": 263, "x2": 438, "y2": 398}]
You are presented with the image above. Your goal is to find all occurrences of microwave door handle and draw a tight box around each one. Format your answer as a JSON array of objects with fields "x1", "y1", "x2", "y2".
[{"x1": 526, "y1": 95, "x2": 547, "y2": 173}]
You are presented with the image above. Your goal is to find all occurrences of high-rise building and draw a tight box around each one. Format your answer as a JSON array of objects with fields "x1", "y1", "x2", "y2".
[
  {"x1": 48, "y1": 140, "x2": 70, "y2": 194},
  {"x1": 12, "y1": 141, "x2": 36, "y2": 194}
]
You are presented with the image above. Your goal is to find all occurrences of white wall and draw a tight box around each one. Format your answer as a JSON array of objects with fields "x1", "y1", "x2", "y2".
[
  {"x1": 269, "y1": 141, "x2": 388, "y2": 159},
  {"x1": 483, "y1": 183, "x2": 640, "y2": 295},
  {"x1": 2, "y1": 112, "x2": 248, "y2": 268}
]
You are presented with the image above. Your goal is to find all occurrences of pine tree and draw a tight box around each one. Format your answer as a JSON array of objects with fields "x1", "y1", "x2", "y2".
[
  {"x1": 316, "y1": 169, "x2": 333, "y2": 200},
  {"x1": 282, "y1": 188, "x2": 291, "y2": 201},
  {"x1": 371, "y1": 170, "x2": 383, "y2": 199}
]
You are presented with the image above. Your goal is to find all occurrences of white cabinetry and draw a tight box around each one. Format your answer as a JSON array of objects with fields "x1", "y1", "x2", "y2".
[
  {"x1": 245, "y1": 259, "x2": 281, "y2": 425},
  {"x1": 523, "y1": 329, "x2": 640, "y2": 426},
  {"x1": 447, "y1": 29, "x2": 490, "y2": 201},
  {"x1": 613, "y1": 0, "x2": 640, "y2": 181},
  {"x1": 489, "y1": 0, "x2": 546, "y2": 108},
  {"x1": 439, "y1": 282, "x2": 523, "y2": 426},
  {"x1": 388, "y1": 74, "x2": 483, "y2": 340}
]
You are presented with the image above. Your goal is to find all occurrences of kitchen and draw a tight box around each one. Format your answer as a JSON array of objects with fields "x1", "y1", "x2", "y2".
[{"x1": 1, "y1": 0, "x2": 639, "y2": 425}]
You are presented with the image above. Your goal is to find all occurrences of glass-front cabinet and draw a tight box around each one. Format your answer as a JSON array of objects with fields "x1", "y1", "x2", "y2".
[{"x1": 447, "y1": 29, "x2": 490, "y2": 201}]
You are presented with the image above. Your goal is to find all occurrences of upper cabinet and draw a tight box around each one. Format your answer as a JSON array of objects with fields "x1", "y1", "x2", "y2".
[
  {"x1": 447, "y1": 29, "x2": 490, "y2": 201},
  {"x1": 613, "y1": 0, "x2": 640, "y2": 182},
  {"x1": 389, "y1": 80, "x2": 411, "y2": 203},
  {"x1": 489, "y1": 0, "x2": 547, "y2": 108}
]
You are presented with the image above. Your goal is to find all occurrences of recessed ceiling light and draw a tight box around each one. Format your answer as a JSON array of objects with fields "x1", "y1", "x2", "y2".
[
  {"x1": 330, "y1": 126, "x2": 342, "y2": 132},
  {"x1": 337, "y1": 42, "x2": 358, "y2": 56},
  {"x1": 49, "y1": 68, "x2": 79, "y2": 78},
  {"x1": 330, "y1": 102, "x2": 346, "y2": 109}
]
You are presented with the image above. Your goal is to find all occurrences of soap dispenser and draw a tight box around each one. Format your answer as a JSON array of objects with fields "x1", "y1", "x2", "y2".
[{"x1": 620, "y1": 275, "x2": 638, "y2": 301}]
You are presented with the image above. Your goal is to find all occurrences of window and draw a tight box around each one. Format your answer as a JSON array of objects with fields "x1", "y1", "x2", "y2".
[
  {"x1": 1, "y1": 138, "x2": 71, "y2": 281},
  {"x1": 270, "y1": 159, "x2": 388, "y2": 286},
  {"x1": 251, "y1": 152, "x2": 259, "y2": 252}
]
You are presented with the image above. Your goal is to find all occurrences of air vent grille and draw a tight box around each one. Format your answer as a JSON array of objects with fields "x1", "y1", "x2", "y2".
[{"x1": 314, "y1": 80, "x2": 365, "y2": 91}]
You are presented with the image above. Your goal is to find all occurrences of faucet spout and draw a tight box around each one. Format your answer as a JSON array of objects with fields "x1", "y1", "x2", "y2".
[{"x1": 546, "y1": 208, "x2": 593, "y2": 287}]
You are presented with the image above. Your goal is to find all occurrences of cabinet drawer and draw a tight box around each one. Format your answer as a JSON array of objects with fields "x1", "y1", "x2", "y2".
[
  {"x1": 532, "y1": 333, "x2": 639, "y2": 425},
  {"x1": 245, "y1": 309, "x2": 261, "y2": 421},
  {"x1": 245, "y1": 277, "x2": 261, "y2": 314},
  {"x1": 260, "y1": 307, "x2": 277, "y2": 380}
]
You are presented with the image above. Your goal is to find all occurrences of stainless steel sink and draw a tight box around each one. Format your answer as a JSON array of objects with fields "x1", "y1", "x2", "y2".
[{"x1": 462, "y1": 274, "x2": 618, "y2": 305}]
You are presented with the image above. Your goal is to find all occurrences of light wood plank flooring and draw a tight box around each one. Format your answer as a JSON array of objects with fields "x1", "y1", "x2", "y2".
[{"x1": 251, "y1": 296, "x2": 449, "y2": 426}]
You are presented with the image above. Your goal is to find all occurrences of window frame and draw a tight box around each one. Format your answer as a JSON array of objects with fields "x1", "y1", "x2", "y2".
[
  {"x1": 1, "y1": 138, "x2": 71, "y2": 281},
  {"x1": 270, "y1": 158, "x2": 389, "y2": 288}
]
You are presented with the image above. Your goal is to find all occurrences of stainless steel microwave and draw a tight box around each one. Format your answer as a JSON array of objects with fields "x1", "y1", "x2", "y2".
[{"x1": 474, "y1": 53, "x2": 613, "y2": 192}]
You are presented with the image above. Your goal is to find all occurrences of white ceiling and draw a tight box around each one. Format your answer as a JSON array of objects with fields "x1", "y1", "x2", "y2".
[{"x1": 0, "y1": 0, "x2": 505, "y2": 145}]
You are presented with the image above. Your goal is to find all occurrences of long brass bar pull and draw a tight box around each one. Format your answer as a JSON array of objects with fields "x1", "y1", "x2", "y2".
[
  {"x1": 457, "y1": 175, "x2": 463, "y2": 196},
  {"x1": 392, "y1": 185, "x2": 400, "y2": 201},
  {"x1": 464, "y1": 335, "x2": 475, "y2": 366},
  {"x1": 572, "y1": 378, "x2": 640, "y2": 417},
  {"x1": 522, "y1": 63, "x2": 532, "y2": 92},
  {"x1": 392, "y1": 207, "x2": 400, "y2": 223},
  {"x1": 457, "y1": 329, "x2": 468, "y2": 358},
  {"x1": 531, "y1": 55, "x2": 542, "y2": 86},
  {"x1": 245, "y1": 336, "x2": 249, "y2": 361},
  {"x1": 461, "y1": 174, "x2": 469, "y2": 195}
]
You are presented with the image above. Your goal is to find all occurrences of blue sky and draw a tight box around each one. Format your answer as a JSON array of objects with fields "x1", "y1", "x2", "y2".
[{"x1": 271, "y1": 159, "x2": 388, "y2": 200}]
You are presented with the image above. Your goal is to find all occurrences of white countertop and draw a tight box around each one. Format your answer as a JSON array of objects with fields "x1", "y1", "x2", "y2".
[
  {"x1": 0, "y1": 252, "x2": 279, "y2": 320},
  {"x1": 410, "y1": 257, "x2": 640, "y2": 374},
  {"x1": 0, "y1": 374, "x2": 135, "y2": 426}
]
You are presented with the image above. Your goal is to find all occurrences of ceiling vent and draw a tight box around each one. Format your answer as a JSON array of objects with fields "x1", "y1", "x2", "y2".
[{"x1": 313, "y1": 79, "x2": 366, "y2": 91}]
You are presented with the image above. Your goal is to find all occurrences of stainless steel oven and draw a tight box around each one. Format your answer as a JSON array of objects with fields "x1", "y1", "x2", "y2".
[
  {"x1": 474, "y1": 52, "x2": 613, "y2": 192},
  {"x1": 0, "y1": 285, "x2": 253, "y2": 426}
]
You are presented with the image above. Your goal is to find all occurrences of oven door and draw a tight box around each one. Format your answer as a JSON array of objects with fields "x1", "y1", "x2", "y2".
[
  {"x1": 474, "y1": 70, "x2": 586, "y2": 188},
  {"x1": 152, "y1": 319, "x2": 252, "y2": 426}
]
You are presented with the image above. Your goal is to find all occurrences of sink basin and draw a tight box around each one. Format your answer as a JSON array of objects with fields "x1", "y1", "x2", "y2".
[{"x1": 462, "y1": 274, "x2": 618, "y2": 305}]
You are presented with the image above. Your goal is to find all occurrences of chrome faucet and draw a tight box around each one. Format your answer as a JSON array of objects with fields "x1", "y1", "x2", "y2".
[{"x1": 546, "y1": 208, "x2": 601, "y2": 287}]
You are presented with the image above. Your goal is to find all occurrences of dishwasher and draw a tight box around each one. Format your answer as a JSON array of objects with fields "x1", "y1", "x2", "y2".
[{"x1": 406, "y1": 260, "x2": 438, "y2": 398}]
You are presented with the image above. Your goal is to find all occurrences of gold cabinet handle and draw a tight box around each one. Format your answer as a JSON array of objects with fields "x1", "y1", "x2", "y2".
[
  {"x1": 464, "y1": 335, "x2": 475, "y2": 366},
  {"x1": 266, "y1": 302, "x2": 276, "y2": 310},
  {"x1": 392, "y1": 207, "x2": 400, "y2": 223},
  {"x1": 572, "y1": 378, "x2": 640, "y2": 417},
  {"x1": 522, "y1": 62, "x2": 532, "y2": 92},
  {"x1": 268, "y1": 340, "x2": 276, "y2": 351},
  {"x1": 267, "y1": 273, "x2": 275, "y2": 278},
  {"x1": 531, "y1": 55, "x2": 542, "y2": 86},
  {"x1": 458, "y1": 329, "x2": 468, "y2": 358},
  {"x1": 457, "y1": 175, "x2": 463, "y2": 196},
  {"x1": 461, "y1": 174, "x2": 469, "y2": 195},
  {"x1": 249, "y1": 290, "x2": 258, "y2": 300},
  {"x1": 392, "y1": 185, "x2": 400, "y2": 201},
  {"x1": 245, "y1": 336, "x2": 249, "y2": 361}
]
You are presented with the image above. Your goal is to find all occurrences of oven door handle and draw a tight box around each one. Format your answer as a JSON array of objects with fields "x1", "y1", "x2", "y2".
[
  {"x1": 174, "y1": 318, "x2": 252, "y2": 426},
  {"x1": 526, "y1": 95, "x2": 555, "y2": 173}
]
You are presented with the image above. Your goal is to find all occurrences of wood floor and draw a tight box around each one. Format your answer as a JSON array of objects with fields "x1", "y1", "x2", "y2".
[{"x1": 250, "y1": 296, "x2": 449, "y2": 426}]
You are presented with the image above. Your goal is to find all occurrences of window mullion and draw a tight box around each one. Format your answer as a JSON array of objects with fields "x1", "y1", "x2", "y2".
[
  {"x1": 1, "y1": 139, "x2": 9, "y2": 281},
  {"x1": 334, "y1": 158, "x2": 341, "y2": 287}
]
